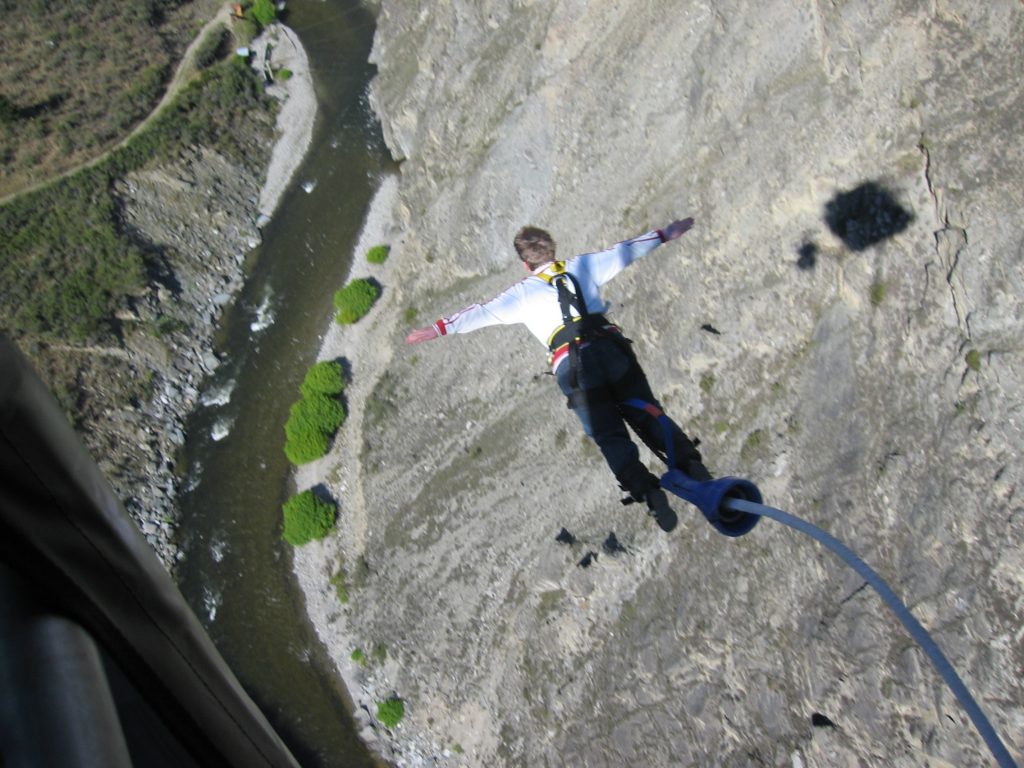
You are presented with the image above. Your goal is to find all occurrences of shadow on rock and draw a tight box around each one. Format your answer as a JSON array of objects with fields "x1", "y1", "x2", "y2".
[
  {"x1": 824, "y1": 181, "x2": 912, "y2": 251},
  {"x1": 796, "y1": 242, "x2": 818, "y2": 270},
  {"x1": 309, "y1": 482, "x2": 336, "y2": 505},
  {"x1": 602, "y1": 531, "x2": 628, "y2": 556}
]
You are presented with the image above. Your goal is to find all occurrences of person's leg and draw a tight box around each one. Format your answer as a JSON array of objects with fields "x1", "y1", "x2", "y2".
[
  {"x1": 556, "y1": 356, "x2": 661, "y2": 500},
  {"x1": 556, "y1": 345, "x2": 677, "y2": 532},
  {"x1": 611, "y1": 356, "x2": 712, "y2": 480},
  {"x1": 586, "y1": 389, "x2": 661, "y2": 498}
]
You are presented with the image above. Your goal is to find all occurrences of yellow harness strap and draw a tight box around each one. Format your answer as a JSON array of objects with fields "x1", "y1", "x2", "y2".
[
  {"x1": 534, "y1": 261, "x2": 567, "y2": 284},
  {"x1": 534, "y1": 262, "x2": 576, "y2": 349},
  {"x1": 535, "y1": 260, "x2": 625, "y2": 371}
]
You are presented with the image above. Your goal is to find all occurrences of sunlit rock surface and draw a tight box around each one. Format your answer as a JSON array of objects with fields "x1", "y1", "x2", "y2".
[{"x1": 295, "y1": 2, "x2": 1024, "y2": 765}]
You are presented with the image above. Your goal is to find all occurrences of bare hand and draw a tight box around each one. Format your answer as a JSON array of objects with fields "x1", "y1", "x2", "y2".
[
  {"x1": 662, "y1": 217, "x2": 694, "y2": 241},
  {"x1": 406, "y1": 326, "x2": 439, "y2": 345}
]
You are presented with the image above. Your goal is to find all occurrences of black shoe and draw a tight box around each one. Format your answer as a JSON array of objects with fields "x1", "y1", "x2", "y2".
[{"x1": 645, "y1": 488, "x2": 677, "y2": 532}]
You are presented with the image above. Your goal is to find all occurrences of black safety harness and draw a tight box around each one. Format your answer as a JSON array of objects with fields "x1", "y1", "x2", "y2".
[{"x1": 537, "y1": 262, "x2": 630, "y2": 400}]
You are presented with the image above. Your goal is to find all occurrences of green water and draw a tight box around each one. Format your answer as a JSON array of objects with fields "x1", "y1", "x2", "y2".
[{"x1": 177, "y1": 2, "x2": 394, "y2": 766}]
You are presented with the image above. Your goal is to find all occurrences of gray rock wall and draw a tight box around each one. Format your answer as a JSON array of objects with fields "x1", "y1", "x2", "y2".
[
  {"x1": 109, "y1": 144, "x2": 265, "y2": 566},
  {"x1": 322, "y1": 2, "x2": 1023, "y2": 765}
]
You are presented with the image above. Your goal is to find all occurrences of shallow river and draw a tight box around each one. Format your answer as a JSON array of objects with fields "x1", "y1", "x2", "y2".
[{"x1": 176, "y1": 2, "x2": 393, "y2": 766}]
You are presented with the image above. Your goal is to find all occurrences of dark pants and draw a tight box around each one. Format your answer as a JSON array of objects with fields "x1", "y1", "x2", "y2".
[{"x1": 555, "y1": 336, "x2": 707, "y2": 500}]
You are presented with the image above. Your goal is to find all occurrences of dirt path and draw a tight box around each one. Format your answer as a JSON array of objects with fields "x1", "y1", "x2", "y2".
[
  {"x1": 45, "y1": 343, "x2": 131, "y2": 360},
  {"x1": 0, "y1": 3, "x2": 234, "y2": 206},
  {"x1": 132, "y1": 3, "x2": 235, "y2": 140}
]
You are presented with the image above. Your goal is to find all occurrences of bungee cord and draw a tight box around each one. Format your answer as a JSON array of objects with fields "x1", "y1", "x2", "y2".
[{"x1": 624, "y1": 398, "x2": 1019, "y2": 767}]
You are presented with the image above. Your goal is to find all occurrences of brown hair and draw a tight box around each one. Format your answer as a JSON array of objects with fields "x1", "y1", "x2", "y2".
[{"x1": 513, "y1": 226, "x2": 556, "y2": 269}]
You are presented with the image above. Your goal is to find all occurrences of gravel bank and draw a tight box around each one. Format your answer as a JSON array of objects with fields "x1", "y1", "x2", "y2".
[{"x1": 253, "y1": 24, "x2": 317, "y2": 220}]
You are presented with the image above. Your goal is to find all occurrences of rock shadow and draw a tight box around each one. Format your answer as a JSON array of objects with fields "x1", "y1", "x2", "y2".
[
  {"x1": 141, "y1": 244, "x2": 183, "y2": 297},
  {"x1": 332, "y1": 356, "x2": 353, "y2": 387},
  {"x1": 811, "y1": 712, "x2": 837, "y2": 728},
  {"x1": 796, "y1": 242, "x2": 818, "y2": 270},
  {"x1": 824, "y1": 181, "x2": 912, "y2": 251},
  {"x1": 555, "y1": 527, "x2": 577, "y2": 545},
  {"x1": 602, "y1": 531, "x2": 628, "y2": 556},
  {"x1": 308, "y1": 483, "x2": 336, "y2": 506}
]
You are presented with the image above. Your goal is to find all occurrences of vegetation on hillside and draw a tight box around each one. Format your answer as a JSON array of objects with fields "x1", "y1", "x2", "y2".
[
  {"x1": 366, "y1": 244, "x2": 391, "y2": 264},
  {"x1": 0, "y1": 0, "x2": 221, "y2": 198},
  {"x1": 376, "y1": 697, "x2": 405, "y2": 729},
  {"x1": 300, "y1": 360, "x2": 347, "y2": 399},
  {"x1": 0, "y1": 56, "x2": 274, "y2": 344}
]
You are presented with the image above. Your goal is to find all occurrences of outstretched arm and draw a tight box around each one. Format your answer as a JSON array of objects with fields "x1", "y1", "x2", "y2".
[
  {"x1": 584, "y1": 217, "x2": 696, "y2": 287},
  {"x1": 405, "y1": 284, "x2": 524, "y2": 346}
]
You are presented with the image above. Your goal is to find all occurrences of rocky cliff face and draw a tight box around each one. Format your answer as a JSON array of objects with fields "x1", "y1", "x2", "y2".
[
  {"x1": 298, "y1": 2, "x2": 1024, "y2": 765},
  {"x1": 105, "y1": 143, "x2": 266, "y2": 565}
]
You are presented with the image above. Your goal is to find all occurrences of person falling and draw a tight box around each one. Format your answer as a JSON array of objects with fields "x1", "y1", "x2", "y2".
[{"x1": 406, "y1": 217, "x2": 711, "y2": 532}]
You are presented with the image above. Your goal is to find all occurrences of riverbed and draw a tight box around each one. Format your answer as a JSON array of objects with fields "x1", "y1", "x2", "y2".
[{"x1": 174, "y1": 2, "x2": 394, "y2": 766}]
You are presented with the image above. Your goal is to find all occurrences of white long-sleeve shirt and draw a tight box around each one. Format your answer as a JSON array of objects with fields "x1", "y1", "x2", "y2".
[{"x1": 432, "y1": 228, "x2": 667, "y2": 369}]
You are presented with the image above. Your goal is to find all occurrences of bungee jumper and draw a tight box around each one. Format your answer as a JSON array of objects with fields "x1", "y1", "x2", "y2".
[
  {"x1": 405, "y1": 220, "x2": 1020, "y2": 767},
  {"x1": 406, "y1": 217, "x2": 710, "y2": 532}
]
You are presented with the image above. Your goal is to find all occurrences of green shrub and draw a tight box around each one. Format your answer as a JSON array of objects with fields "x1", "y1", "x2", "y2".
[
  {"x1": 330, "y1": 568, "x2": 350, "y2": 604},
  {"x1": 276, "y1": 68, "x2": 293, "y2": 81},
  {"x1": 232, "y1": 17, "x2": 259, "y2": 46},
  {"x1": 334, "y1": 278, "x2": 380, "y2": 324},
  {"x1": 301, "y1": 360, "x2": 345, "y2": 398},
  {"x1": 282, "y1": 490, "x2": 336, "y2": 546},
  {"x1": 366, "y1": 244, "x2": 390, "y2": 264},
  {"x1": 289, "y1": 394, "x2": 346, "y2": 434},
  {"x1": 376, "y1": 697, "x2": 405, "y2": 729},
  {"x1": 126, "y1": 64, "x2": 167, "y2": 108},
  {"x1": 869, "y1": 279, "x2": 887, "y2": 307},
  {"x1": 740, "y1": 428, "x2": 766, "y2": 463},
  {"x1": 351, "y1": 648, "x2": 366, "y2": 666},
  {"x1": 283, "y1": 390, "x2": 345, "y2": 465},
  {"x1": 251, "y1": 0, "x2": 277, "y2": 27},
  {"x1": 283, "y1": 423, "x2": 329, "y2": 464},
  {"x1": 152, "y1": 316, "x2": 187, "y2": 338},
  {"x1": 965, "y1": 349, "x2": 982, "y2": 372},
  {"x1": 0, "y1": 95, "x2": 18, "y2": 125},
  {"x1": 282, "y1": 360, "x2": 349, "y2": 465}
]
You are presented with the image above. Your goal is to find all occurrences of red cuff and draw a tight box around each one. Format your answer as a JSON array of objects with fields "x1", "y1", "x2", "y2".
[{"x1": 434, "y1": 320, "x2": 447, "y2": 336}]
